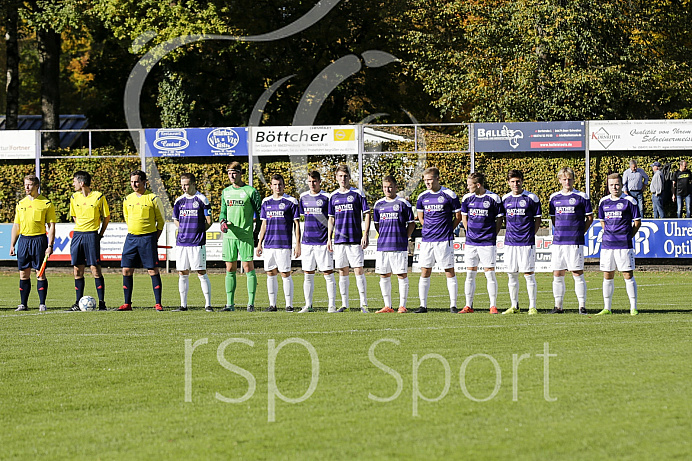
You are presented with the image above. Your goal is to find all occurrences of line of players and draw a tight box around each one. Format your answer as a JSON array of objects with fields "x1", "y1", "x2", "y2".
[{"x1": 10, "y1": 163, "x2": 641, "y2": 315}]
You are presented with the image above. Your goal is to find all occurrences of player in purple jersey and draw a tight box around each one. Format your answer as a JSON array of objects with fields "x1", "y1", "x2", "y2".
[
  {"x1": 172, "y1": 173, "x2": 213, "y2": 312},
  {"x1": 328, "y1": 165, "x2": 371, "y2": 313},
  {"x1": 373, "y1": 176, "x2": 416, "y2": 313},
  {"x1": 548, "y1": 167, "x2": 594, "y2": 314},
  {"x1": 501, "y1": 170, "x2": 542, "y2": 315},
  {"x1": 299, "y1": 171, "x2": 336, "y2": 313},
  {"x1": 415, "y1": 167, "x2": 462, "y2": 313},
  {"x1": 459, "y1": 172, "x2": 504, "y2": 314},
  {"x1": 256, "y1": 174, "x2": 301, "y2": 312},
  {"x1": 596, "y1": 173, "x2": 641, "y2": 316}
]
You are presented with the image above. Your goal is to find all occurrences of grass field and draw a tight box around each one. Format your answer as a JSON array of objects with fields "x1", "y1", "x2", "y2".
[{"x1": 1, "y1": 270, "x2": 691, "y2": 460}]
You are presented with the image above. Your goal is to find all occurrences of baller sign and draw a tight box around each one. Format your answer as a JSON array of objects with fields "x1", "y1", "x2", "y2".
[
  {"x1": 251, "y1": 125, "x2": 359, "y2": 156},
  {"x1": 474, "y1": 121, "x2": 585, "y2": 152}
]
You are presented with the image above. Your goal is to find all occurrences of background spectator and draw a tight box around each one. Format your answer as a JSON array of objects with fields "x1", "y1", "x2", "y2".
[
  {"x1": 650, "y1": 161, "x2": 665, "y2": 218},
  {"x1": 622, "y1": 160, "x2": 649, "y2": 218},
  {"x1": 673, "y1": 160, "x2": 692, "y2": 218}
]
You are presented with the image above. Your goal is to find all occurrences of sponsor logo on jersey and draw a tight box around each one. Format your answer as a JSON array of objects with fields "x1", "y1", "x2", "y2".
[
  {"x1": 267, "y1": 210, "x2": 285, "y2": 218},
  {"x1": 335, "y1": 204, "x2": 354, "y2": 212},
  {"x1": 381, "y1": 212, "x2": 399, "y2": 220},
  {"x1": 506, "y1": 208, "x2": 526, "y2": 217},
  {"x1": 556, "y1": 206, "x2": 575, "y2": 214},
  {"x1": 228, "y1": 199, "x2": 245, "y2": 206},
  {"x1": 469, "y1": 208, "x2": 489, "y2": 217},
  {"x1": 604, "y1": 211, "x2": 623, "y2": 219},
  {"x1": 424, "y1": 204, "x2": 445, "y2": 212},
  {"x1": 179, "y1": 209, "x2": 199, "y2": 217}
]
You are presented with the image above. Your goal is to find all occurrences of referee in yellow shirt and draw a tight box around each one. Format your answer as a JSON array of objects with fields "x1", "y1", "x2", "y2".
[
  {"x1": 69, "y1": 171, "x2": 110, "y2": 311},
  {"x1": 118, "y1": 170, "x2": 165, "y2": 311},
  {"x1": 9, "y1": 174, "x2": 56, "y2": 311}
]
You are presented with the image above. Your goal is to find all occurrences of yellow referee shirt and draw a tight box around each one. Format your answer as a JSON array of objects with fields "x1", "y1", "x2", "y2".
[
  {"x1": 14, "y1": 194, "x2": 57, "y2": 236},
  {"x1": 123, "y1": 190, "x2": 165, "y2": 235},
  {"x1": 70, "y1": 191, "x2": 110, "y2": 232}
]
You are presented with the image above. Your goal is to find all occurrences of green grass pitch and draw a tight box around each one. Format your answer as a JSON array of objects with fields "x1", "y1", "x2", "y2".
[{"x1": 1, "y1": 270, "x2": 690, "y2": 459}]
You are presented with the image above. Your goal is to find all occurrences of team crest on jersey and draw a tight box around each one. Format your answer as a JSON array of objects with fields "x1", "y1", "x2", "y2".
[
  {"x1": 393, "y1": 204, "x2": 400, "y2": 211},
  {"x1": 483, "y1": 200, "x2": 490, "y2": 208},
  {"x1": 347, "y1": 195, "x2": 355, "y2": 203},
  {"x1": 279, "y1": 203, "x2": 286, "y2": 210},
  {"x1": 316, "y1": 199, "x2": 323, "y2": 206},
  {"x1": 437, "y1": 196, "x2": 445, "y2": 203},
  {"x1": 193, "y1": 201, "x2": 199, "y2": 208},
  {"x1": 617, "y1": 202, "x2": 624, "y2": 210},
  {"x1": 519, "y1": 200, "x2": 526, "y2": 207},
  {"x1": 569, "y1": 198, "x2": 576, "y2": 205}
]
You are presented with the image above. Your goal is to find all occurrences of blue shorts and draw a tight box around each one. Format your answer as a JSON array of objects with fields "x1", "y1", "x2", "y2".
[
  {"x1": 17, "y1": 234, "x2": 48, "y2": 271},
  {"x1": 121, "y1": 232, "x2": 160, "y2": 269},
  {"x1": 71, "y1": 231, "x2": 101, "y2": 266}
]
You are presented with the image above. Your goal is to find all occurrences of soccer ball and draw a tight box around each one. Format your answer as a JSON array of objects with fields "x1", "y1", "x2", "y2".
[{"x1": 78, "y1": 296, "x2": 97, "y2": 311}]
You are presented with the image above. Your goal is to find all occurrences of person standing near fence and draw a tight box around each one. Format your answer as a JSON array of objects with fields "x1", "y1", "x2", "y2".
[
  {"x1": 649, "y1": 161, "x2": 665, "y2": 219},
  {"x1": 673, "y1": 160, "x2": 691, "y2": 218},
  {"x1": 622, "y1": 160, "x2": 649, "y2": 218}
]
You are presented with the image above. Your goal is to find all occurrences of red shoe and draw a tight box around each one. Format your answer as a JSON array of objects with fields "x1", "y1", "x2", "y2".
[
  {"x1": 397, "y1": 306, "x2": 408, "y2": 313},
  {"x1": 489, "y1": 306, "x2": 499, "y2": 314},
  {"x1": 154, "y1": 304, "x2": 164, "y2": 311},
  {"x1": 459, "y1": 306, "x2": 474, "y2": 314},
  {"x1": 376, "y1": 306, "x2": 395, "y2": 313},
  {"x1": 117, "y1": 304, "x2": 132, "y2": 311}
]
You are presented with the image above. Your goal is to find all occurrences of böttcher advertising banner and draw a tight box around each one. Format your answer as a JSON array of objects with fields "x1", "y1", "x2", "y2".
[{"x1": 251, "y1": 125, "x2": 359, "y2": 156}]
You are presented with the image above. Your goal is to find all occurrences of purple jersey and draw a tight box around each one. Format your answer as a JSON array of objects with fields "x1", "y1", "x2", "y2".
[
  {"x1": 173, "y1": 192, "x2": 211, "y2": 247},
  {"x1": 260, "y1": 194, "x2": 299, "y2": 249},
  {"x1": 598, "y1": 194, "x2": 641, "y2": 250},
  {"x1": 373, "y1": 197, "x2": 414, "y2": 252},
  {"x1": 299, "y1": 190, "x2": 330, "y2": 245},
  {"x1": 461, "y1": 191, "x2": 504, "y2": 246},
  {"x1": 549, "y1": 190, "x2": 594, "y2": 245},
  {"x1": 328, "y1": 188, "x2": 370, "y2": 244},
  {"x1": 502, "y1": 191, "x2": 542, "y2": 246},
  {"x1": 416, "y1": 187, "x2": 461, "y2": 242}
]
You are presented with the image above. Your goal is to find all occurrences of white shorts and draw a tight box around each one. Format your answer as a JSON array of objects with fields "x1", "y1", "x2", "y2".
[
  {"x1": 600, "y1": 248, "x2": 635, "y2": 272},
  {"x1": 465, "y1": 244, "x2": 497, "y2": 269},
  {"x1": 418, "y1": 240, "x2": 455, "y2": 270},
  {"x1": 334, "y1": 244, "x2": 364, "y2": 269},
  {"x1": 301, "y1": 244, "x2": 334, "y2": 272},
  {"x1": 375, "y1": 251, "x2": 408, "y2": 275},
  {"x1": 551, "y1": 244, "x2": 584, "y2": 271},
  {"x1": 176, "y1": 245, "x2": 206, "y2": 271},
  {"x1": 504, "y1": 245, "x2": 535, "y2": 273},
  {"x1": 264, "y1": 248, "x2": 292, "y2": 273}
]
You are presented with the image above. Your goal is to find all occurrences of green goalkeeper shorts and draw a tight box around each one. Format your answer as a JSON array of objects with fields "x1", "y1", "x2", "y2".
[{"x1": 222, "y1": 238, "x2": 255, "y2": 262}]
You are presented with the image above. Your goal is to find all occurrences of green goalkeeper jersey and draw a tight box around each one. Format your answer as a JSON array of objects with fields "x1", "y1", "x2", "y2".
[{"x1": 219, "y1": 184, "x2": 261, "y2": 241}]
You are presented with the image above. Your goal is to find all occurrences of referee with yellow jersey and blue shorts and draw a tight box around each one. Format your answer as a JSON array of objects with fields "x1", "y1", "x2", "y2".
[
  {"x1": 9, "y1": 174, "x2": 56, "y2": 311},
  {"x1": 117, "y1": 170, "x2": 165, "y2": 311},
  {"x1": 69, "y1": 171, "x2": 110, "y2": 311}
]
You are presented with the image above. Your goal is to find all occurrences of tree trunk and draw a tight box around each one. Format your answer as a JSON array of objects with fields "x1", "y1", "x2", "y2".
[
  {"x1": 37, "y1": 27, "x2": 61, "y2": 150},
  {"x1": 5, "y1": 0, "x2": 20, "y2": 129}
]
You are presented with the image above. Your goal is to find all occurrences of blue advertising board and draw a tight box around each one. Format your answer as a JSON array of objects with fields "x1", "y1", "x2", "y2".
[
  {"x1": 585, "y1": 219, "x2": 692, "y2": 258},
  {"x1": 145, "y1": 127, "x2": 249, "y2": 157},
  {"x1": 474, "y1": 121, "x2": 585, "y2": 153}
]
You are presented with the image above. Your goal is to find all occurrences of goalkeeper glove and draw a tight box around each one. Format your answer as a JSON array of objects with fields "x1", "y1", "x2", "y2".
[{"x1": 220, "y1": 220, "x2": 229, "y2": 233}]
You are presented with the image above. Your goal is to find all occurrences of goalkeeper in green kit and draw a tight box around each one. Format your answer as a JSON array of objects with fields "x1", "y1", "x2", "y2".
[{"x1": 220, "y1": 162, "x2": 261, "y2": 311}]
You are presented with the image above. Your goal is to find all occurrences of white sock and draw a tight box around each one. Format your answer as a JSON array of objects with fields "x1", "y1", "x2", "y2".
[
  {"x1": 380, "y1": 277, "x2": 392, "y2": 308},
  {"x1": 465, "y1": 270, "x2": 477, "y2": 307},
  {"x1": 603, "y1": 278, "x2": 614, "y2": 310},
  {"x1": 267, "y1": 274, "x2": 278, "y2": 307},
  {"x1": 573, "y1": 273, "x2": 587, "y2": 307},
  {"x1": 553, "y1": 276, "x2": 565, "y2": 308},
  {"x1": 304, "y1": 273, "x2": 315, "y2": 307},
  {"x1": 356, "y1": 273, "x2": 368, "y2": 307},
  {"x1": 419, "y1": 276, "x2": 430, "y2": 307},
  {"x1": 485, "y1": 270, "x2": 498, "y2": 307},
  {"x1": 339, "y1": 274, "x2": 350, "y2": 308},
  {"x1": 178, "y1": 274, "x2": 189, "y2": 307},
  {"x1": 508, "y1": 272, "x2": 520, "y2": 308},
  {"x1": 524, "y1": 274, "x2": 537, "y2": 309},
  {"x1": 282, "y1": 275, "x2": 294, "y2": 307},
  {"x1": 446, "y1": 275, "x2": 458, "y2": 308},
  {"x1": 398, "y1": 277, "x2": 409, "y2": 308},
  {"x1": 324, "y1": 273, "x2": 336, "y2": 308},
  {"x1": 198, "y1": 273, "x2": 212, "y2": 307},
  {"x1": 625, "y1": 277, "x2": 637, "y2": 311}
]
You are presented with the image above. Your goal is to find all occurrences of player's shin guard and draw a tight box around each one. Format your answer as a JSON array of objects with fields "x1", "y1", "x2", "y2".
[
  {"x1": 179, "y1": 274, "x2": 190, "y2": 307},
  {"x1": 123, "y1": 275, "x2": 134, "y2": 304},
  {"x1": 625, "y1": 277, "x2": 637, "y2": 311},
  {"x1": 524, "y1": 274, "x2": 537, "y2": 309},
  {"x1": 304, "y1": 273, "x2": 315, "y2": 307},
  {"x1": 379, "y1": 276, "x2": 392, "y2": 307},
  {"x1": 324, "y1": 273, "x2": 336, "y2": 308},
  {"x1": 485, "y1": 270, "x2": 498, "y2": 307},
  {"x1": 198, "y1": 274, "x2": 212, "y2": 307},
  {"x1": 19, "y1": 279, "x2": 31, "y2": 306},
  {"x1": 573, "y1": 273, "x2": 587, "y2": 307},
  {"x1": 356, "y1": 273, "x2": 367, "y2": 307},
  {"x1": 246, "y1": 270, "x2": 257, "y2": 306},
  {"x1": 465, "y1": 270, "x2": 477, "y2": 307},
  {"x1": 37, "y1": 279, "x2": 48, "y2": 305},
  {"x1": 398, "y1": 277, "x2": 409, "y2": 307},
  {"x1": 282, "y1": 275, "x2": 294, "y2": 307},
  {"x1": 419, "y1": 276, "x2": 430, "y2": 308},
  {"x1": 446, "y1": 275, "x2": 458, "y2": 308},
  {"x1": 267, "y1": 274, "x2": 278, "y2": 307},
  {"x1": 95, "y1": 277, "x2": 105, "y2": 302},
  {"x1": 339, "y1": 274, "x2": 350, "y2": 308},
  {"x1": 75, "y1": 277, "x2": 85, "y2": 303},
  {"x1": 225, "y1": 272, "x2": 236, "y2": 306},
  {"x1": 552, "y1": 276, "x2": 565, "y2": 308},
  {"x1": 151, "y1": 273, "x2": 163, "y2": 305},
  {"x1": 507, "y1": 272, "x2": 520, "y2": 308}
]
